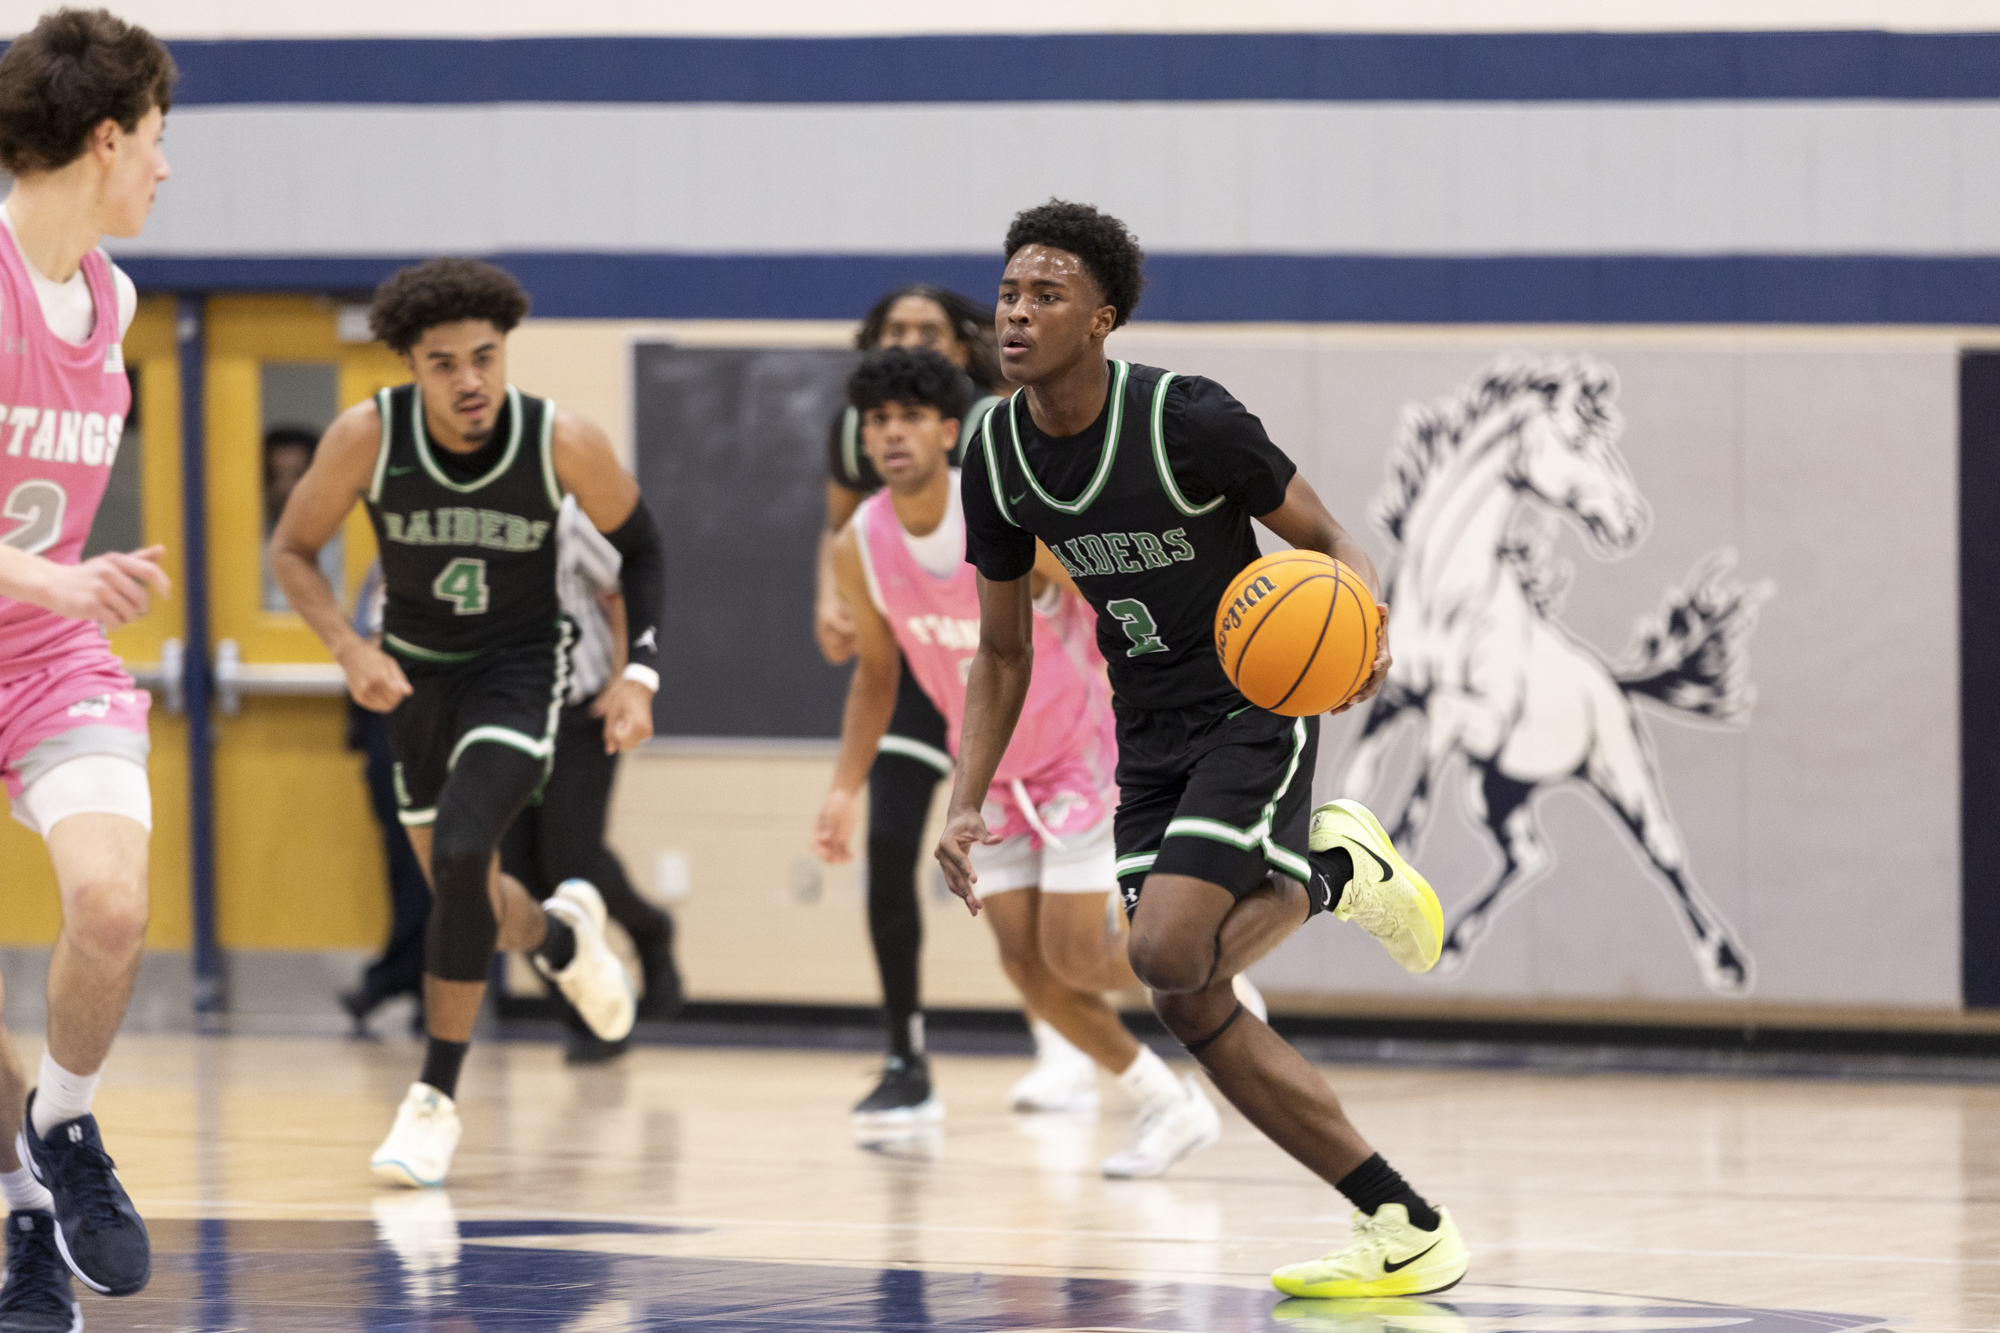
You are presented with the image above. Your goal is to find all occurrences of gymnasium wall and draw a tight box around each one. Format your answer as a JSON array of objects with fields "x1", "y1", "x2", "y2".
[{"x1": 4, "y1": 3, "x2": 1992, "y2": 1016}]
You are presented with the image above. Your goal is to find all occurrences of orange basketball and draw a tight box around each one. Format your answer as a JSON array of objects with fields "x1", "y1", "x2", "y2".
[{"x1": 1213, "y1": 552, "x2": 1380, "y2": 717}]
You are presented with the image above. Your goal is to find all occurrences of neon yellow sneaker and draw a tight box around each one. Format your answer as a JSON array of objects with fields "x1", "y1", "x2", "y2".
[
  {"x1": 1311, "y1": 800, "x2": 1443, "y2": 973},
  {"x1": 1271, "y1": 1205, "x2": 1469, "y2": 1298}
]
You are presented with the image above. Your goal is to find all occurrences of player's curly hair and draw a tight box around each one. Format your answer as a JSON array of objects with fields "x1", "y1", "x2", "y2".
[
  {"x1": 1003, "y1": 200, "x2": 1147, "y2": 329},
  {"x1": 0, "y1": 8, "x2": 176, "y2": 175},
  {"x1": 848, "y1": 347, "x2": 973, "y2": 423},
  {"x1": 854, "y1": 283, "x2": 1003, "y2": 394},
  {"x1": 368, "y1": 257, "x2": 531, "y2": 355}
]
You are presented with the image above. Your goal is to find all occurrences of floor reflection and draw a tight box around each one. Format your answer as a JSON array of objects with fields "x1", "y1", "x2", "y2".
[{"x1": 72, "y1": 1215, "x2": 1887, "y2": 1332}]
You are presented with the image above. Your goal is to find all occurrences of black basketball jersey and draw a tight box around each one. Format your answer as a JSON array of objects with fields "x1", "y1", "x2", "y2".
[
  {"x1": 961, "y1": 362, "x2": 1295, "y2": 711},
  {"x1": 826, "y1": 389, "x2": 1001, "y2": 494},
  {"x1": 364, "y1": 383, "x2": 564, "y2": 663}
]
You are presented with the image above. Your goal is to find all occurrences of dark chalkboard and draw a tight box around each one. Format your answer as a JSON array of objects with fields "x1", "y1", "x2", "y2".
[{"x1": 633, "y1": 343, "x2": 861, "y2": 738}]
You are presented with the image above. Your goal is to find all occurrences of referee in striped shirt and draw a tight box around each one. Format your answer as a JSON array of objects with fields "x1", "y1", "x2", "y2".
[{"x1": 500, "y1": 496, "x2": 683, "y2": 1061}]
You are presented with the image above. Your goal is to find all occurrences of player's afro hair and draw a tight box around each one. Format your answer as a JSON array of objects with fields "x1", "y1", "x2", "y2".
[
  {"x1": 1003, "y1": 199, "x2": 1147, "y2": 329},
  {"x1": 368, "y1": 257, "x2": 531, "y2": 355},
  {"x1": 848, "y1": 347, "x2": 973, "y2": 423}
]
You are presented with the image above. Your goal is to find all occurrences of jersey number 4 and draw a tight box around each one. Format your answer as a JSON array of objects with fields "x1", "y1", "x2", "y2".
[
  {"x1": 1105, "y1": 598, "x2": 1169, "y2": 656},
  {"x1": 1, "y1": 480, "x2": 66, "y2": 556},
  {"x1": 433, "y1": 557, "x2": 490, "y2": 615}
]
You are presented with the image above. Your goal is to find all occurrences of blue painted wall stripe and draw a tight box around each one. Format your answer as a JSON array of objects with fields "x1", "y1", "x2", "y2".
[
  {"x1": 156, "y1": 32, "x2": 2000, "y2": 107},
  {"x1": 117, "y1": 253, "x2": 2000, "y2": 325}
]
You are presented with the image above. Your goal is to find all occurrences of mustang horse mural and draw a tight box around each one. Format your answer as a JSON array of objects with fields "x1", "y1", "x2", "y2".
[{"x1": 1341, "y1": 357, "x2": 1771, "y2": 994}]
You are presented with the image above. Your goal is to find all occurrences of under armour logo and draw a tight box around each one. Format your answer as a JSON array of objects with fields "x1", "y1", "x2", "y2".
[
  {"x1": 16, "y1": 1215, "x2": 30, "y2": 1231},
  {"x1": 634, "y1": 628, "x2": 658, "y2": 653},
  {"x1": 67, "y1": 1125, "x2": 82, "y2": 1143}
]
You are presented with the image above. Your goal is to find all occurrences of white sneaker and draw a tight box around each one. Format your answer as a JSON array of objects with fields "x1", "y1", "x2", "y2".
[
  {"x1": 1009, "y1": 1021, "x2": 1100, "y2": 1113},
  {"x1": 1101, "y1": 1075, "x2": 1221, "y2": 1179},
  {"x1": 1232, "y1": 973, "x2": 1269, "y2": 1022},
  {"x1": 536, "y1": 879, "x2": 636, "y2": 1041},
  {"x1": 371, "y1": 1083, "x2": 462, "y2": 1188}
]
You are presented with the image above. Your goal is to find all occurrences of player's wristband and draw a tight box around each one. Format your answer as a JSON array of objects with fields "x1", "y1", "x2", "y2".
[{"x1": 622, "y1": 663, "x2": 660, "y2": 693}]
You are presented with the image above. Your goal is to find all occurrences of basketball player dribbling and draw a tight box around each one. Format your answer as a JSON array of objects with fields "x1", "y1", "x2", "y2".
[
  {"x1": 0, "y1": 11, "x2": 176, "y2": 1324},
  {"x1": 271, "y1": 258, "x2": 661, "y2": 1188},
  {"x1": 940, "y1": 201, "x2": 1471, "y2": 1296},
  {"x1": 815, "y1": 347, "x2": 1221, "y2": 1176}
]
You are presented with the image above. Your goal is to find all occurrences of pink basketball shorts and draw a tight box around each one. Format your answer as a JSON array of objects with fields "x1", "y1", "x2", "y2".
[
  {"x1": 972, "y1": 752, "x2": 1119, "y2": 895},
  {"x1": 0, "y1": 644, "x2": 151, "y2": 805}
]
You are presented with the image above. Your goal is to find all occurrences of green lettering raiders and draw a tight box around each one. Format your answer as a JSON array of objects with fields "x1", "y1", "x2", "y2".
[
  {"x1": 382, "y1": 507, "x2": 551, "y2": 552},
  {"x1": 1054, "y1": 527, "x2": 1195, "y2": 580}
]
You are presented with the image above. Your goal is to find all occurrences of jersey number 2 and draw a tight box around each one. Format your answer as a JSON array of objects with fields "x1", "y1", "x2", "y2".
[
  {"x1": 1, "y1": 480, "x2": 66, "y2": 556},
  {"x1": 433, "y1": 558, "x2": 490, "y2": 615},
  {"x1": 1105, "y1": 598, "x2": 1168, "y2": 656}
]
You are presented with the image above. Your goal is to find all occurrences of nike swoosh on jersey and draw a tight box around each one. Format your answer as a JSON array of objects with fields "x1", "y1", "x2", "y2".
[
  {"x1": 1008, "y1": 490, "x2": 1028, "y2": 505},
  {"x1": 388, "y1": 465, "x2": 416, "y2": 476},
  {"x1": 1381, "y1": 1239, "x2": 1442, "y2": 1273}
]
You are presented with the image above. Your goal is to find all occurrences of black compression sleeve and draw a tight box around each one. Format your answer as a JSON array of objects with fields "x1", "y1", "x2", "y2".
[{"x1": 605, "y1": 499, "x2": 665, "y2": 682}]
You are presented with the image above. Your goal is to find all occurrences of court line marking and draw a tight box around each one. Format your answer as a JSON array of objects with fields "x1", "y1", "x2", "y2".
[{"x1": 140, "y1": 1198, "x2": 2000, "y2": 1268}]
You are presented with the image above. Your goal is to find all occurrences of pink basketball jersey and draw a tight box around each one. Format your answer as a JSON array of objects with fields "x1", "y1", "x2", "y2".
[
  {"x1": 0, "y1": 235, "x2": 131, "y2": 680},
  {"x1": 855, "y1": 483, "x2": 1113, "y2": 787}
]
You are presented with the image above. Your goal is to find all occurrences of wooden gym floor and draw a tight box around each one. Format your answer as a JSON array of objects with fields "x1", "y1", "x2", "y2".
[{"x1": 41, "y1": 1029, "x2": 1999, "y2": 1330}]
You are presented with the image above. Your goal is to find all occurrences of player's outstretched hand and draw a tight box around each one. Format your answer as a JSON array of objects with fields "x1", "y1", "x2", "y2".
[
  {"x1": 592, "y1": 677, "x2": 655, "y2": 753},
  {"x1": 1332, "y1": 602, "x2": 1392, "y2": 716},
  {"x1": 339, "y1": 640, "x2": 414, "y2": 713},
  {"x1": 812, "y1": 788, "x2": 859, "y2": 864},
  {"x1": 42, "y1": 545, "x2": 172, "y2": 627},
  {"x1": 935, "y1": 807, "x2": 1001, "y2": 917}
]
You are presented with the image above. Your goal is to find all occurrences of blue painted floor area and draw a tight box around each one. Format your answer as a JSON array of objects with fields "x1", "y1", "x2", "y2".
[{"x1": 72, "y1": 1217, "x2": 1885, "y2": 1332}]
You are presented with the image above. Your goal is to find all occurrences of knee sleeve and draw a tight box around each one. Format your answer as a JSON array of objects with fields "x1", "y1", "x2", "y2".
[{"x1": 424, "y1": 744, "x2": 544, "y2": 982}]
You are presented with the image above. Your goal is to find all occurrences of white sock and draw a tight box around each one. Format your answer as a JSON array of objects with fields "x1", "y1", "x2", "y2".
[
  {"x1": 31, "y1": 1050, "x2": 100, "y2": 1139},
  {"x1": 1116, "y1": 1046, "x2": 1183, "y2": 1114},
  {"x1": 1032, "y1": 1019, "x2": 1087, "y2": 1064},
  {"x1": 0, "y1": 1166, "x2": 52, "y2": 1214}
]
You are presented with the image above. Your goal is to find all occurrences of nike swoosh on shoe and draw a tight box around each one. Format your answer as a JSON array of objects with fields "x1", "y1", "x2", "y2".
[{"x1": 1382, "y1": 1239, "x2": 1442, "y2": 1273}]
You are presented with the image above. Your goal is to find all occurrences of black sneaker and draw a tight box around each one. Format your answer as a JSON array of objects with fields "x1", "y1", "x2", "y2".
[
  {"x1": 19, "y1": 1092, "x2": 150, "y2": 1297},
  {"x1": 851, "y1": 1056, "x2": 943, "y2": 1126},
  {"x1": 0, "y1": 1211, "x2": 79, "y2": 1332},
  {"x1": 635, "y1": 934, "x2": 684, "y2": 1022}
]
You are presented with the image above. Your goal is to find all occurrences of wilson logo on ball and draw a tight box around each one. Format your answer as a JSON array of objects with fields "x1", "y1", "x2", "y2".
[
  {"x1": 1212, "y1": 551, "x2": 1379, "y2": 717},
  {"x1": 1214, "y1": 574, "x2": 1278, "y2": 658}
]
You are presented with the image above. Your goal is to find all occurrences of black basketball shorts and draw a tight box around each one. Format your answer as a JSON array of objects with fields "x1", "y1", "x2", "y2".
[
  {"x1": 874, "y1": 649, "x2": 952, "y2": 778},
  {"x1": 1112, "y1": 693, "x2": 1320, "y2": 916},
  {"x1": 386, "y1": 628, "x2": 573, "y2": 827}
]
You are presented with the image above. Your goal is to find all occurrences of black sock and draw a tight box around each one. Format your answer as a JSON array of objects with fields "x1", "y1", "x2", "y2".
[
  {"x1": 419, "y1": 1038, "x2": 470, "y2": 1100},
  {"x1": 538, "y1": 916, "x2": 577, "y2": 972},
  {"x1": 889, "y1": 1014, "x2": 925, "y2": 1063},
  {"x1": 1335, "y1": 1153, "x2": 1440, "y2": 1231},
  {"x1": 1307, "y1": 847, "x2": 1354, "y2": 917}
]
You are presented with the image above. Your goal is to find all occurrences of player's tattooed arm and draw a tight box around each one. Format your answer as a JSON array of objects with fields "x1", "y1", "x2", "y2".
[
  {"x1": 812, "y1": 525, "x2": 902, "y2": 866},
  {"x1": 270, "y1": 400, "x2": 412, "y2": 713},
  {"x1": 936, "y1": 570, "x2": 1035, "y2": 916},
  {"x1": 1255, "y1": 472, "x2": 1392, "y2": 713}
]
